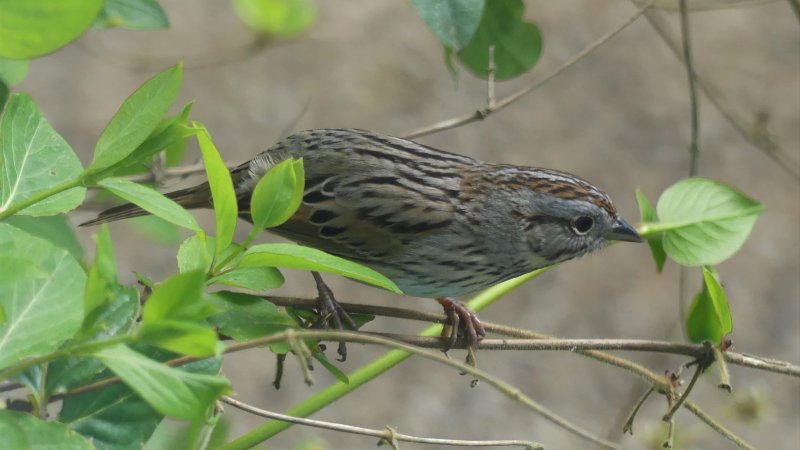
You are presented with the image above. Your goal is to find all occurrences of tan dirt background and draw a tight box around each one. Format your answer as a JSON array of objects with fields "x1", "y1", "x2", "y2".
[{"x1": 18, "y1": 1, "x2": 799, "y2": 449}]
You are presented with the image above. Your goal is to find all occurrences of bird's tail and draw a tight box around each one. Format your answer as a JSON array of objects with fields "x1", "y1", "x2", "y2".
[{"x1": 80, "y1": 182, "x2": 213, "y2": 227}]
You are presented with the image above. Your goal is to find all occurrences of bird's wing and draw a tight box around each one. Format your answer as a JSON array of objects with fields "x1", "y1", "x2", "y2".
[{"x1": 246, "y1": 129, "x2": 471, "y2": 262}]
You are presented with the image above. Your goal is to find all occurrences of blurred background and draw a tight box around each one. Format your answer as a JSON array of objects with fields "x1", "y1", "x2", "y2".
[{"x1": 17, "y1": 0, "x2": 799, "y2": 448}]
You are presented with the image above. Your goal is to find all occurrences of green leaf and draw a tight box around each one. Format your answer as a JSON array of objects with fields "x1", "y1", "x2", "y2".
[
  {"x1": 411, "y1": 0, "x2": 485, "y2": 50},
  {"x1": 0, "y1": 223, "x2": 85, "y2": 371},
  {"x1": 87, "y1": 63, "x2": 182, "y2": 174},
  {"x1": 242, "y1": 243, "x2": 401, "y2": 294},
  {"x1": 0, "y1": 94, "x2": 85, "y2": 217},
  {"x1": 46, "y1": 285, "x2": 138, "y2": 396},
  {"x1": 209, "y1": 266, "x2": 284, "y2": 291},
  {"x1": 177, "y1": 234, "x2": 212, "y2": 274},
  {"x1": 193, "y1": 124, "x2": 237, "y2": 259},
  {"x1": 0, "y1": 57, "x2": 29, "y2": 86},
  {"x1": 635, "y1": 189, "x2": 666, "y2": 272},
  {"x1": 652, "y1": 178, "x2": 764, "y2": 266},
  {"x1": 94, "y1": 0, "x2": 170, "y2": 30},
  {"x1": 62, "y1": 381, "x2": 161, "y2": 450},
  {"x1": 233, "y1": 0, "x2": 316, "y2": 38},
  {"x1": 138, "y1": 320, "x2": 220, "y2": 357},
  {"x1": 457, "y1": 0, "x2": 542, "y2": 80},
  {"x1": 142, "y1": 271, "x2": 213, "y2": 323},
  {"x1": 687, "y1": 266, "x2": 733, "y2": 344},
  {"x1": 0, "y1": 410, "x2": 93, "y2": 449},
  {"x1": 58, "y1": 349, "x2": 221, "y2": 450},
  {"x1": 313, "y1": 351, "x2": 349, "y2": 384},
  {"x1": 60, "y1": 352, "x2": 222, "y2": 449},
  {"x1": 83, "y1": 225, "x2": 118, "y2": 316},
  {"x1": 207, "y1": 291, "x2": 295, "y2": 341},
  {"x1": 93, "y1": 344, "x2": 231, "y2": 419},
  {"x1": 99, "y1": 102, "x2": 197, "y2": 180},
  {"x1": 5, "y1": 214, "x2": 85, "y2": 263},
  {"x1": 250, "y1": 157, "x2": 304, "y2": 231},
  {"x1": 0, "y1": 0, "x2": 105, "y2": 59},
  {"x1": 98, "y1": 178, "x2": 201, "y2": 231}
]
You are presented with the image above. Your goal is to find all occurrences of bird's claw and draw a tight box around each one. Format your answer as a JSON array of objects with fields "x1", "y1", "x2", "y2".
[
  {"x1": 436, "y1": 297, "x2": 486, "y2": 353},
  {"x1": 312, "y1": 272, "x2": 357, "y2": 361}
]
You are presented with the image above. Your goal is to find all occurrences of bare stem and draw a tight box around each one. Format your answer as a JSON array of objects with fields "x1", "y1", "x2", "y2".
[
  {"x1": 662, "y1": 363, "x2": 703, "y2": 421},
  {"x1": 622, "y1": 386, "x2": 655, "y2": 435},
  {"x1": 684, "y1": 401, "x2": 756, "y2": 450},
  {"x1": 402, "y1": 0, "x2": 656, "y2": 139},
  {"x1": 221, "y1": 395, "x2": 542, "y2": 449},
  {"x1": 642, "y1": 5, "x2": 799, "y2": 180},
  {"x1": 679, "y1": 0, "x2": 700, "y2": 176}
]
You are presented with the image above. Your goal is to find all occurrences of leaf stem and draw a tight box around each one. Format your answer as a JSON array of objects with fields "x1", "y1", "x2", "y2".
[{"x1": 0, "y1": 178, "x2": 82, "y2": 220}]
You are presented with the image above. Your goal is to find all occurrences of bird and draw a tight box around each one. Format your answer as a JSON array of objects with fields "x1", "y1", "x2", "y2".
[{"x1": 83, "y1": 128, "x2": 643, "y2": 356}]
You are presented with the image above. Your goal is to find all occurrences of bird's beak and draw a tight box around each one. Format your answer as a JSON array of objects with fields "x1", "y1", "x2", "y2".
[{"x1": 608, "y1": 218, "x2": 644, "y2": 243}]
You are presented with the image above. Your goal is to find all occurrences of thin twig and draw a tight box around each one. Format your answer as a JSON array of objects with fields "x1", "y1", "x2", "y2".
[
  {"x1": 622, "y1": 386, "x2": 655, "y2": 435},
  {"x1": 226, "y1": 330, "x2": 620, "y2": 449},
  {"x1": 680, "y1": 0, "x2": 701, "y2": 177},
  {"x1": 677, "y1": 0, "x2": 701, "y2": 345},
  {"x1": 642, "y1": 6, "x2": 800, "y2": 180},
  {"x1": 264, "y1": 296, "x2": 800, "y2": 377},
  {"x1": 684, "y1": 401, "x2": 757, "y2": 450},
  {"x1": 662, "y1": 363, "x2": 703, "y2": 421},
  {"x1": 402, "y1": 0, "x2": 656, "y2": 139},
  {"x1": 712, "y1": 346, "x2": 732, "y2": 392},
  {"x1": 221, "y1": 395, "x2": 541, "y2": 449},
  {"x1": 663, "y1": 393, "x2": 676, "y2": 448},
  {"x1": 487, "y1": 45, "x2": 496, "y2": 109}
]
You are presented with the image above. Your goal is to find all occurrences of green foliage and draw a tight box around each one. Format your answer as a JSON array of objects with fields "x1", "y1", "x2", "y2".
[
  {"x1": 209, "y1": 266, "x2": 285, "y2": 291},
  {"x1": 458, "y1": 0, "x2": 542, "y2": 79},
  {"x1": 413, "y1": 0, "x2": 542, "y2": 80},
  {"x1": 686, "y1": 266, "x2": 733, "y2": 345},
  {"x1": 243, "y1": 243, "x2": 402, "y2": 294},
  {"x1": 177, "y1": 234, "x2": 213, "y2": 274},
  {"x1": 233, "y1": 0, "x2": 316, "y2": 38},
  {"x1": 250, "y1": 158, "x2": 305, "y2": 232},
  {"x1": 94, "y1": 0, "x2": 170, "y2": 30},
  {"x1": 87, "y1": 63, "x2": 183, "y2": 175},
  {"x1": 194, "y1": 124, "x2": 238, "y2": 261},
  {"x1": 138, "y1": 271, "x2": 220, "y2": 357},
  {"x1": 99, "y1": 101, "x2": 197, "y2": 181},
  {"x1": 207, "y1": 291, "x2": 295, "y2": 341},
  {"x1": 0, "y1": 0, "x2": 104, "y2": 58},
  {"x1": 411, "y1": 0, "x2": 484, "y2": 51},
  {"x1": 93, "y1": 345, "x2": 230, "y2": 419},
  {"x1": 0, "y1": 410, "x2": 93, "y2": 449},
  {"x1": 0, "y1": 94, "x2": 85, "y2": 217},
  {"x1": 59, "y1": 355, "x2": 222, "y2": 450},
  {"x1": 0, "y1": 223, "x2": 85, "y2": 371},
  {"x1": 635, "y1": 189, "x2": 666, "y2": 272},
  {"x1": 639, "y1": 178, "x2": 764, "y2": 267},
  {"x1": 0, "y1": 56, "x2": 29, "y2": 86},
  {"x1": 0, "y1": 5, "x2": 772, "y2": 448},
  {"x1": 5, "y1": 214, "x2": 84, "y2": 262},
  {"x1": 98, "y1": 178, "x2": 202, "y2": 232}
]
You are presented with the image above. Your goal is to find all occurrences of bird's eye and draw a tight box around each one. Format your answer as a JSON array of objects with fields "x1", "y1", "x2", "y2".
[{"x1": 571, "y1": 216, "x2": 594, "y2": 235}]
